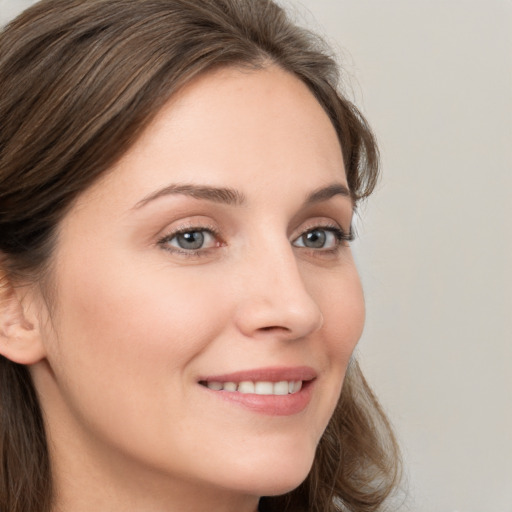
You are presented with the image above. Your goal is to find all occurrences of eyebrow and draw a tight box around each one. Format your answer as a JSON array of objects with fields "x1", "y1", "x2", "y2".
[
  {"x1": 304, "y1": 183, "x2": 351, "y2": 204},
  {"x1": 133, "y1": 182, "x2": 351, "y2": 209},
  {"x1": 134, "y1": 183, "x2": 246, "y2": 209}
]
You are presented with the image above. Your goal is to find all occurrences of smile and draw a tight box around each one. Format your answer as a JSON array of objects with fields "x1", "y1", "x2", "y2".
[
  {"x1": 197, "y1": 366, "x2": 316, "y2": 415},
  {"x1": 201, "y1": 380, "x2": 303, "y2": 395}
]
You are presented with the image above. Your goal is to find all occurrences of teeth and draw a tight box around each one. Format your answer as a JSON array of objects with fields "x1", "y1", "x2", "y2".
[
  {"x1": 274, "y1": 381, "x2": 289, "y2": 395},
  {"x1": 238, "y1": 381, "x2": 255, "y2": 394},
  {"x1": 205, "y1": 380, "x2": 303, "y2": 395},
  {"x1": 291, "y1": 381, "x2": 302, "y2": 393},
  {"x1": 254, "y1": 381, "x2": 273, "y2": 395},
  {"x1": 223, "y1": 381, "x2": 237, "y2": 392}
]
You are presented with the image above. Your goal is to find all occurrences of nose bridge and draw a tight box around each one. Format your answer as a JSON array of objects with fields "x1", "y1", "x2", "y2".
[{"x1": 234, "y1": 234, "x2": 323, "y2": 339}]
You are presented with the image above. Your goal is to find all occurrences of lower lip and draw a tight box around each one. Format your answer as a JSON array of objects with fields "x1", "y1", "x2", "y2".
[{"x1": 200, "y1": 380, "x2": 314, "y2": 416}]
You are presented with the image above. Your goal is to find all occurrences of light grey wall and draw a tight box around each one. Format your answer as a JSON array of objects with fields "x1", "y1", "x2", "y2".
[
  {"x1": 0, "y1": 0, "x2": 36, "y2": 22},
  {"x1": 2, "y1": 1, "x2": 511, "y2": 511}
]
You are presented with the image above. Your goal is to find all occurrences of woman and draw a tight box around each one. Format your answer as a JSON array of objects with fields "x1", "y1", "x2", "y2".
[{"x1": 0, "y1": 1, "x2": 400, "y2": 511}]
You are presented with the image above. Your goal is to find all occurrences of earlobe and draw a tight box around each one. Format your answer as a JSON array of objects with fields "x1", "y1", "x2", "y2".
[{"x1": 0, "y1": 267, "x2": 47, "y2": 365}]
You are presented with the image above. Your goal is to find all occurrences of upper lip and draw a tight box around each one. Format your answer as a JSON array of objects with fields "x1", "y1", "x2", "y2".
[{"x1": 198, "y1": 366, "x2": 317, "y2": 383}]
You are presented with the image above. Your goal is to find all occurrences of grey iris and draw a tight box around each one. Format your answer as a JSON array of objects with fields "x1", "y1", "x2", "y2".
[
  {"x1": 177, "y1": 231, "x2": 205, "y2": 250},
  {"x1": 303, "y1": 229, "x2": 326, "y2": 248}
]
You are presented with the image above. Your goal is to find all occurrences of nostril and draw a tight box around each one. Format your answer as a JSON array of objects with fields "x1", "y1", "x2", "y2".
[{"x1": 259, "y1": 325, "x2": 291, "y2": 333}]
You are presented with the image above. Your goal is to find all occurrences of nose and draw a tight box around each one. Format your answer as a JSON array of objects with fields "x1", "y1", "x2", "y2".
[{"x1": 232, "y1": 242, "x2": 324, "y2": 341}]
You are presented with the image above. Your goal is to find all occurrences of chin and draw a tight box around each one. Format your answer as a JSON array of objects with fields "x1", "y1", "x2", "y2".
[
  {"x1": 257, "y1": 476, "x2": 310, "y2": 498},
  {"x1": 249, "y1": 471, "x2": 311, "y2": 498},
  {"x1": 224, "y1": 447, "x2": 316, "y2": 498}
]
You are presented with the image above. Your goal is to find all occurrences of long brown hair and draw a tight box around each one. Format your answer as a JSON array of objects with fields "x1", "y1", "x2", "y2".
[{"x1": 0, "y1": 1, "x2": 400, "y2": 510}]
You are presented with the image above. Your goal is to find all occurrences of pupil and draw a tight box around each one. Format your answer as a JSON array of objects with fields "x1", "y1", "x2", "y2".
[
  {"x1": 177, "y1": 231, "x2": 204, "y2": 250},
  {"x1": 304, "y1": 230, "x2": 326, "y2": 248}
]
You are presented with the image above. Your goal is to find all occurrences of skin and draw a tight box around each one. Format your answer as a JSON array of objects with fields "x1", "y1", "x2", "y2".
[{"x1": 24, "y1": 66, "x2": 365, "y2": 512}]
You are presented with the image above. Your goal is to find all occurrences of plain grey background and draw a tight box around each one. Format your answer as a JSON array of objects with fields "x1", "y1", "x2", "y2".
[{"x1": 1, "y1": 0, "x2": 511, "y2": 511}]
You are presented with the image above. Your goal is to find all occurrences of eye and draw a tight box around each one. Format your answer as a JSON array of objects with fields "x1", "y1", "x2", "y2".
[
  {"x1": 159, "y1": 228, "x2": 219, "y2": 253},
  {"x1": 292, "y1": 227, "x2": 349, "y2": 250}
]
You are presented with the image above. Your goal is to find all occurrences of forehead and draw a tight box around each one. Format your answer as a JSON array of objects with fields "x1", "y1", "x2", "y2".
[{"x1": 78, "y1": 65, "x2": 347, "y2": 210}]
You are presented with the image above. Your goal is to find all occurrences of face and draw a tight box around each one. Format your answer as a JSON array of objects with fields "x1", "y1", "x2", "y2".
[{"x1": 31, "y1": 66, "x2": 365, "y2": 509}]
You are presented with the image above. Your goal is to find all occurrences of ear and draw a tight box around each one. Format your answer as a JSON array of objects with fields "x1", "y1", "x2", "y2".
[{"x1": 0, "y1": 267, "x2": 47, "y2": 365}]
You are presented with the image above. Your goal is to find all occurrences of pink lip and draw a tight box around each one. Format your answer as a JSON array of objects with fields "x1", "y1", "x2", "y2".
[
  {"x1": 198, "y1": 365, "x2": 317, "y2": 383},
  {"x1": 198, "y1": 366, "x2": 317, "y2": 416}
]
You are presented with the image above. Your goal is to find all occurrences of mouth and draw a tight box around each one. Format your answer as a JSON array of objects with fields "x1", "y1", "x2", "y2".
[{"x1": 197, "y1": 366, "x2": 316, "y2": 416}]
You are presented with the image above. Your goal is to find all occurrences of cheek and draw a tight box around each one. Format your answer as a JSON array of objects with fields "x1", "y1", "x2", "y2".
[
  {"x1": 46, "y1": 255, "x2": 228, "y2": 415},
  {"x1": 303, "y1": 264, "x2": 365, "y2": 437},
  {"x1": 56, "y1": 253, "x2": 222, "y2": 350},
  {"x1": 313, "y1": 265, "x2": 365, "y2": 361},
  {"x1": 41, "y1": 256, "x2": 237, "y2": 469},
  {"x1": 328, "y1": 282, "x2": 365, "y2": 356}
]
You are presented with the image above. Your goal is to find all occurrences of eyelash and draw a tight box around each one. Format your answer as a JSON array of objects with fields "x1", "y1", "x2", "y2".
[
  {"x1": 157, "y1": 224, "x2": 223, "y2": 258},
  {"x1": 294, "y1": 223, "x2": 354, "y2": 255},
  {"x1": 157, "y1": 223, "x2": 354, "y2": 258}
]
